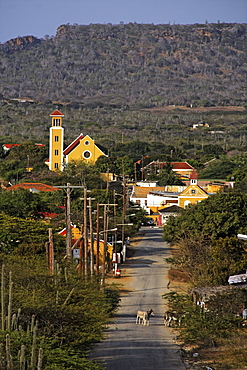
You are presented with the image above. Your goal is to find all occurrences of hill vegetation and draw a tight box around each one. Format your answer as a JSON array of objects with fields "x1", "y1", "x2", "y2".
[
  {"x1": 0, "y1": 22, "x2": 246, "y2": 159},
  {"x1": 1, "y1": 22, "x2": 247, "y2": 107}
]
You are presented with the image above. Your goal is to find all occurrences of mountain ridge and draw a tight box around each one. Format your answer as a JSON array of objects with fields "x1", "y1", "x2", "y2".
[{"x1": 0, "y1": 22, "x2": 246, "y2": 107}]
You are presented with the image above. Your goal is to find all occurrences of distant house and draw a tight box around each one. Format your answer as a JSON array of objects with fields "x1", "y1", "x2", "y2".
[
  {"x1": 2, "y1": 143, "x2": 45, "y2": 154},
  {"x1": 143, "y1": 161, "x2": 195, "y2": 179},
  {"x1": 130, "y1": 171, "x2": 209, "y2": 222},
  {"x1": 228, "y1": 271, "x2": 247, "y2": 287},
  {"x1": 59, "y1": 226, "x2": 113, "y2": 265},
  {"x1": 6, "y1": 182, "x2": 60, "y2": 192},
  {"x1": 130, "y1": 185, "x2": 166, "y2": 213},
  {"x1": 158, "y1": 205, "x2": 182, "y2": 225}
]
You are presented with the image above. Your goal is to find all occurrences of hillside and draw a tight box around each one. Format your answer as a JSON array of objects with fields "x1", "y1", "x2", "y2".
[
  {"x1": 0, "y1": 22, "x2": 246, "y2": 107},
  {"x1": 0, "y1": 23, "x2": 247, "y2": 156}
]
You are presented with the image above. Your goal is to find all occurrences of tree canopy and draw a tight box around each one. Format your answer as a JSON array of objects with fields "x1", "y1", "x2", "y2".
[{"x1": 163, "y1": 189, "x2": 247, "y2": 286}]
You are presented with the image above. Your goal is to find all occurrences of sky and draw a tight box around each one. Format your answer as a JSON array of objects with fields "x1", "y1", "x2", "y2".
[{"x1": 0, "y1": 0, "x2": 246, "y2": 43}]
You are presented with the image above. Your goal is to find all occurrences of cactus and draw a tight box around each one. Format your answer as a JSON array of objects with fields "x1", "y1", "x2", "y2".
[
  {"x1": 37, "y1": 348, "x2": 43, "y2": 370},
  {"x1": 7, "y1": 272, "x2": 13, "y2": 331},
  {"x1": 11, "y1": 313, "x2": 17, "y2": 331},
  {"x1": 0, "y1": 342, "x2": 4, "y2": 369},
  {"x1": 30, "y1": 321, "x2": 37, "y2": 369},
  {"x1": 30, "y1": 315, "x2": 36, "y2": 334},
  {"x1": 6, "y1": 334, "x2": 13, "y2": 370},
  {"x1": 19, "y1": 344, "x2": 25, "y2": 370},
  {"x1": 62, "y1": 288, "x2": 75, "y2": 306},
  {"x1": 1, "y1": 265, "x2": 5, "y2": 331},
  {"x1": 64, "y1": 267, "x2": 68, "y2": 284}
]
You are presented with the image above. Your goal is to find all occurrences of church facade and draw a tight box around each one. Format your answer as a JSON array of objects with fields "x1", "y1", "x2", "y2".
[{"x1": 46, "y1": 110, "x2": 107, "y2": 171}]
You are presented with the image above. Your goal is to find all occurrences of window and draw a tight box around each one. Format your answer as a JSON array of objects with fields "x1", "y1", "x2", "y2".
[
  {"x1": 54, "y1": 119, "x2": 60, "y2": 126},
  {"x1": 184, "y1": 200, "x2": 191, "y2": 207},
  {"x1": 84, "y1": 140, "x2": 90, "y2": 145},
  {"x1": 83, "y1": 150, "x2": 91, "y2": 159},
  {"x1": 191, "y1": 189, "x2": 196, "y2": 194},
  {"x1": 55, "y1": 150, "x2": 59, "y2": 156},
  {"x1": 54, "y1": 163, "x2": 59, "y2": 169},
  {"x1": 55, "y1": 136, "x2": 59, "y2": 142}
]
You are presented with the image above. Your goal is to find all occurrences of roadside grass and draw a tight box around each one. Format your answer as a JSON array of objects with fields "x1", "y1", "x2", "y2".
[{"x1": 167, "y1": 247, "x2": 247, "y2": 370}]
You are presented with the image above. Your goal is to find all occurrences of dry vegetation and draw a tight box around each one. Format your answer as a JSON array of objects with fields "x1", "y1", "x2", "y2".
[{"x1": 168, "y1": 244, "x2": 247, "y2": 370}]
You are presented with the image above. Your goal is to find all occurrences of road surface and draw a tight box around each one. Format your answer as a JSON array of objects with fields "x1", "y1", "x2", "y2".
[{"x1": 90, "y1": 227, "x2": 186, "y2": 370}]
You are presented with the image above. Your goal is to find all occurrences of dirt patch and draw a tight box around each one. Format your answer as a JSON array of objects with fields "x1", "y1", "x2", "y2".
[{"x1": 144, "y1": 105, "x2": 245, "y2": 113}]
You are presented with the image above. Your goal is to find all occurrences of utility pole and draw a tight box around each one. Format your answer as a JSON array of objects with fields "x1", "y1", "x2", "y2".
[
  {"x1": 66, "y1": 184, "x2": 71, "y2": 258},
  {"x1": 89, "y1": 197, "x2": 94, "y2": 277},
  {"x1": 55, "y1": 183, "x2": 85, "y2": 259},
  {"x1": 102, "y1": 204, "x2": 108, "y2": 285},
  {"x1": 48, "y1": 228, "x2": 54, "y2": 275},
  {"x1": 113, "y1": 191, "x2": 117, "y2": 273},
  {"x1": 83, "y1": 188, "x2": 88, "y2": 277},
  {"x1": 96, "y1": 203, "x2": 100, "y2": 277},
  {"x1": 122, "y1": 178, "x2": 127, "y2": 249},
  {"x1": 97, "y1": 203, "x2": 117, "y2": 285}
]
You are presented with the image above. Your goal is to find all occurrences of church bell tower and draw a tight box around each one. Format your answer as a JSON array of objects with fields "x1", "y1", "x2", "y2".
[{"x1": 49, "y1": 110, "x2": 64, "y2": 171}]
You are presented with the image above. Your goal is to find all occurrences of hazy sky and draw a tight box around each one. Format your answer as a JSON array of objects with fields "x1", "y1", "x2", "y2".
[{"x1": 0, "y1": 0, "x2": 246, "y2": 43}]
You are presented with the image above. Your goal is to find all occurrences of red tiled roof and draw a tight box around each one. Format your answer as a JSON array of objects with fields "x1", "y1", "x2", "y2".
[
  {"x1": 190, "y1": 169, "x2": 198, "y2": 179},
  {"x1": 170, "y1": 162, "x2": 194, "y2": 170},
  {"x1": 3, "y1": 144, "x2": 20, "y2": 149},
  {"x1": 145, "y1": 161, "x2": 194, "y2": 170},
  {"x1": 63, "y1": 133, "x2": 84, "y2": 155},
  {"x1": 35, "y1": 143, "x2": 45, "y2": 147},
  {"x1": 7, "y1": 183, "x2": 60, "y2": 192},
  {"x1": 38, "y1": 212, "x2": 59, "y2": 219},
  {"x1": 50, "y1": 110, "x2": 64, "y2": 117},
  {"x1": 3, "y1": 143, "x2": 45, "y2": 149}
]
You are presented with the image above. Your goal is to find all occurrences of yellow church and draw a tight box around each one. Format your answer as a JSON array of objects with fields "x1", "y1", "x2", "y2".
[
  {"x1": 46, "y1": 110, "x2": 107, "y2": 171},
  {"x1": 178, "y1": 169, "x2": 209, "y2": 208}
]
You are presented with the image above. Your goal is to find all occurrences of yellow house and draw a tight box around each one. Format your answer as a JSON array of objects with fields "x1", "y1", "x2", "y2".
[
  {"x1": 46, "y1": 110, "x2": 107, "y2": 171},
  {"x1": 178, "y1": 170, "x2": 209, "y2": 208},
  {"x1": 59, "y1": 226, "x2": 113, "y2": 265}
]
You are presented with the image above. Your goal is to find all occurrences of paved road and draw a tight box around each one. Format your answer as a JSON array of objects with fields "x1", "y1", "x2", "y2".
[{"x1": 90, "y1": 227, "x2": 186, "y2": 370}]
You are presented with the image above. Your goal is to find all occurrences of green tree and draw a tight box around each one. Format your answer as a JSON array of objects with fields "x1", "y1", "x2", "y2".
[
  {"x1": 199, "y1": 159, "x2": 236, "y2": 179},
  {"x1": 147, "y1": 162, "x2": 185, "y2": 186},
  {"x1": 163, "y1": 189, "x2": 247, "y2": 285},
  {"x1": 0, "y1": 188, "x2": 64, "y2": 219}
]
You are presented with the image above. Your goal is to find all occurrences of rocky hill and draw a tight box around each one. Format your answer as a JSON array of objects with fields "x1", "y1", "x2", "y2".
[{"x1": 0, "y1": 22, "x2": 246, "y2": 107}]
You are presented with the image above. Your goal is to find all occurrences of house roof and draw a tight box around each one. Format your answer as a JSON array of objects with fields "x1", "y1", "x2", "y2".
[
  {"x1": 179, "y1": 184, "x2": 209, "y2": 197},
  {"x1": 144, "y1": 161, "x2": 194, "y2": 170},
  {"x1": 131, "y1": 186, "x2": 166, "y2": 198},
  {"x1": 190, "y1": 169, "x2": 198, "y2": 179},
  {"x1": 50, "y1": 110, "x2": 64, "y2": 117},
  {"x1": 3, "y1": 144, "x2": 20, "y2": 149},
  {"x1": 159, "y1": 205, "x2": 183, "y2": 213},
  {"x1": 63, "y1": 133, "x2": 84, "y2": 156},
  {"x1": 228, "y1": 272, "x2": 247, "y2": 285},
  {"x1": 3, "y1": 143, "x2": 45, "y2": 151},
  {"x1": 7, "y1": 183, "x2": 60, "y2": 192},
  {"x1": 38, "y1": 212, "x2": 59, "y2": 219}
]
